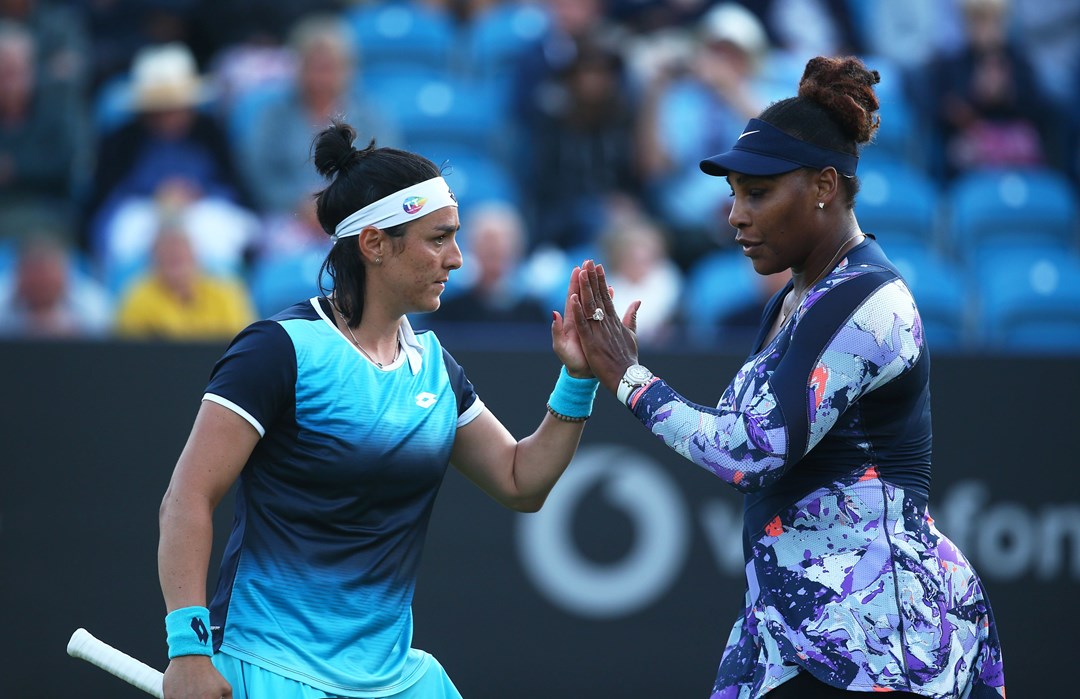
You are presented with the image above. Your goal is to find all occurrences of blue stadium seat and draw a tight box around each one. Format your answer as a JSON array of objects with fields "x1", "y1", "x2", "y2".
[
  {"x1": 883, "y1": 241, "x2": 970, "y2": 351},
  {"x1": 680, "y1": 249, "x2": 760, "y2": 346},
  {"x1": 92, "y1": 75, "x2": 135, "y2": 134},
  {"x1": 461, "y1": 1, "x2": 549, "y2": 82},
  {"x1": 248, "y1": 249, "x2": 327, "y2": 318},
  {"x1": 346, "y1": 2, "x2": 456, "y2": 74},
  {"x1": 225, "y1": 81, "x2": 292, "y2": 159},
  {"x1": 374, "y1": 73, "x2": 508, "y2": 158},
  {"x1": 973, "y1": 245, "x2": 1080, "y2": 351},
  {"x1": 947, "y1": 168, "x2": 1079, "y2": 252},
  {"x1": 855, "y1": 156, "x2": 940, "y2": 247},
  {"x1": 435, "y1": 149, "x2": 518, "y2": 211},
  {"x1": 862, "y1": 54, "x2": 917, "y2": 164}
]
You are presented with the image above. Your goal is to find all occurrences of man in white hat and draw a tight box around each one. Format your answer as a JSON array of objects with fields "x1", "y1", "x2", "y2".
[{"x1": 83, "y1": 42, "x2": 259, "y2": 295}]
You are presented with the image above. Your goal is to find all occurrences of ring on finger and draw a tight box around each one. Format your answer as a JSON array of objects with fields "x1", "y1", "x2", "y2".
[{"x1": 591, "y1": 308, "x2": 605, "y2": 322}]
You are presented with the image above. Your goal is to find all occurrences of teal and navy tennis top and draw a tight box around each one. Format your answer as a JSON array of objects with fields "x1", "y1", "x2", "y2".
[{"x1": 203, "y1": 297, "x2": 483, "y2": 696}]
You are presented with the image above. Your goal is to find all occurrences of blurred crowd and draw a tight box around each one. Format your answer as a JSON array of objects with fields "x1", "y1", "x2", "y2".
[{"x1": 1, "y1": 0, "x2": 1078, "y2": 352}]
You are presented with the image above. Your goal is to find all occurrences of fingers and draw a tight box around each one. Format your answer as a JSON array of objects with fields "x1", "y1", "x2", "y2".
[
  {"x1": 594, "y1": 263, "x2": 619, "y2": 318},
  {"x1": 623, "y1": 300, "x2": 641, "y2": 334},
  {"x1": 565, "y1": 265, "x2": 581, "y2": 305},
  {"x1": 576, "y1": 262, "x2": 599, "y2": 316}
]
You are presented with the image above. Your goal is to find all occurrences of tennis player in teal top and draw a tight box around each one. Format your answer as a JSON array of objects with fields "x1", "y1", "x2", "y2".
[{"x1": 156, "y1": 122, "x2": 611, "y2": 698}]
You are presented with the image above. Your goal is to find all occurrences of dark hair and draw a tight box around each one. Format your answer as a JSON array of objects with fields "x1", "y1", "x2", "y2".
[
  {"x1": 759, "y1": 56, "x2": 880, "y2": 207},
  {"x1": 311, "y1": 120, "x2": 441, "y2": 326}
]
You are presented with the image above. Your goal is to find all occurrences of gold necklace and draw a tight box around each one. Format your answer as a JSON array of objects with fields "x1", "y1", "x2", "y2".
[
  {"x1": 779, "y1": 232, "x2": 863, "y2": 325},
  {"x1": 335, "y1": 306, "x2": 399, "y2": 368}
]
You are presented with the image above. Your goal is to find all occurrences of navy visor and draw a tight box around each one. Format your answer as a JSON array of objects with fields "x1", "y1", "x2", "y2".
[{"x1": 699, "y1": 118, "x2": 859, "y2": 177}]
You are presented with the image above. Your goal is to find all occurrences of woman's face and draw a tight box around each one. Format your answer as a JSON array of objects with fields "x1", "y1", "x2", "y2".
[
  {"x1": 726, "y1": 169, "x2": 819, "y2": 275},
  {"x1": 382, "y1": 206, "x2": 462, "y2": 314}
]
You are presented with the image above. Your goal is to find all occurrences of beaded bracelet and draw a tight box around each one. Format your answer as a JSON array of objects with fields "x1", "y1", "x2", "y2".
[
  {"x1": 546, "y1": 404, "x2": 589, "y2": 422},
  {"x1": 547, "y1": 366, "x2": 599, "y2": 420},
  {"x1": 165, "y1": 606, "x2": 213, "y2": 659}
]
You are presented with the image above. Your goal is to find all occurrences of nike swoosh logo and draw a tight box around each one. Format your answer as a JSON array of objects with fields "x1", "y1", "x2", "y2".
[{"x1": 738, "y1": 130, "x2": 760, "y2": 139}]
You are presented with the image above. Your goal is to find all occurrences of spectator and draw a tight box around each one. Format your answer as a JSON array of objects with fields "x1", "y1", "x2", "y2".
[
  {"x1": 83, "y1": 41, "x2": 258, "y2": 277},
  {"x1": 635, "y1": 3, "x2": 770, "y2": 267},
  {"x1": 0, "y1": 231, "x2": 111, "y2": 338},
  {"x1": 863, "y1": 0, "x2": 965, "y2": 73},
  {"x1": 740, "y1": 0, "x2": 867, "y2": 62},
  {"x1": 83, "y1": 0, "x2": 196, "y2": 92},
  {"x1": 114, "y1": 223, "x2": 255, "y2": 340},
  {"x1": 929, "y1": 0, "x2": 1058, "y2": 178},
  {"x1": 522, "y1": 34, "x2": 640, "y2": 251},
  {"x1": 511, "y1": 0, "x2": 617, "y2": 127},
  {"x1": 190, "y1": 0, "x2": 346, "y2": 74},
  {"x1": 435, "y1": 201, "x2": 548, "y2": 324},
  {"x1": 0, "y1": 0, "x2": 89, "y2": 94},
  {"x1": 596, "y1": 211, "x2": 683, "y2": 347},
  {"x1": 0, "y1": 19, "x2": 86, "y2": 237},
  {"x1": 238, "y1": 14, "x2": 400, "y2": 219}
]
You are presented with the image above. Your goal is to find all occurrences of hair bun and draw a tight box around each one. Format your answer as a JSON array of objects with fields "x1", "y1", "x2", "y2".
[
  {"x1": 797, "y1": 56, "x2": 880, "y2": 145},
  {"x1": 312, "y1": 122, "x2": 358, "y2": 179}
]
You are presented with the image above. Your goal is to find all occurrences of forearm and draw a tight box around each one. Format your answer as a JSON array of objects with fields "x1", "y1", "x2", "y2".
[
  {"x1": 628, "y1": 379, "x2": 791, "y2": 493},
  {"x1": 505, "y1": 413, "x2": 587, "y2": 511},
  {"x1": 158, "y1": 488, "x2": 216, "y2": 612}
]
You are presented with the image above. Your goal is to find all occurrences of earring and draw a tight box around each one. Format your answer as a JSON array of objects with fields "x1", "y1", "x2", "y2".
[
  {"x1": 817, "y1": 202, "x2": 825, "y2": 210},
  {"x1": 374, "y1": 256, "x2": 382, "y2": 264}
]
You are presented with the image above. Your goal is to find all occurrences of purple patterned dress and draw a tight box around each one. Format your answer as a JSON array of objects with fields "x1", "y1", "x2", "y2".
[{"x1": 627, "y1": 239, "x2": 1005, "y2": 698}]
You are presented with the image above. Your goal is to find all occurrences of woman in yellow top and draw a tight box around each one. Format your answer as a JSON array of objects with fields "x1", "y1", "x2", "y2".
[{"x1": 115, "y1": 225, "x2": 255, "y2": 340}]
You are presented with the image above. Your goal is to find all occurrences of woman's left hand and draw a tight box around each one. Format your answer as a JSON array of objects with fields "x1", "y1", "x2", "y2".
[{"x1": 571, "y1": 260, "x2": 642, "y2": 394}]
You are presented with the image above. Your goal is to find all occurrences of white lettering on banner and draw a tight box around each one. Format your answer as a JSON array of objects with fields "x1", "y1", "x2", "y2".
[
  {"x1": 515, "y1": 446, "x2": 691, "y2": 618},
  {"x1": 938, "y1": 480, "x2": 1080, "y2": 581}
]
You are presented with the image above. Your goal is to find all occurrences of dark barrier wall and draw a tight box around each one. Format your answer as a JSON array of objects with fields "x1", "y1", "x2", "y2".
[{"x1": 2, "y1": 341, "x2": 1077, "y2": 697}]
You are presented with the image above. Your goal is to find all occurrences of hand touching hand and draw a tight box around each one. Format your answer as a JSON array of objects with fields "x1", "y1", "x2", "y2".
[{"x1": 570, "y1": 260, "x2": 642, "y2": 393}]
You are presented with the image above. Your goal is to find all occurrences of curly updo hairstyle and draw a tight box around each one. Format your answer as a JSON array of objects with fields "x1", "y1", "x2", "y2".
[
  {"x1": 311, "y1": 120, "x2": 441, "y2": 326},
  {"x1": 758, "y1": 56, "x2": 881, "y2": 207}
]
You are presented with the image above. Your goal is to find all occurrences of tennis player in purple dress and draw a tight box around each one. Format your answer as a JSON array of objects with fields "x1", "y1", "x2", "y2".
[{"x1": 571, "y1": 56, "x2": 1005, "y2": 699}]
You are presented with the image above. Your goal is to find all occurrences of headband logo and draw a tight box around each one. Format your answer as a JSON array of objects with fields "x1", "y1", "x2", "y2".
[{"x1": 402, "y1": 196, "x2": 427, "y2": 214}]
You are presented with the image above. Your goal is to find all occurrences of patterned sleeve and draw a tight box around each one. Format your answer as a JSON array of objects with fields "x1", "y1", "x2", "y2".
[{"x1": 629, "y1": 267, "x2": 923, "y2": 493}]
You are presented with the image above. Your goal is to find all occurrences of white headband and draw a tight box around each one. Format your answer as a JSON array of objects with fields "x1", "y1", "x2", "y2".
[{"x1": 332, "y1": 176, "x2": 458, "y2": 243}]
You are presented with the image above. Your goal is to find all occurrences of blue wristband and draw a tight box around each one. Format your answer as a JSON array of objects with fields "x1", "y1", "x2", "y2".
[
  {"x1": 165, "y1": 606, "x2": 213, "y2": 658},
  {"x1": 547, "y1": 366, "x2": 600, "y2": 420}
]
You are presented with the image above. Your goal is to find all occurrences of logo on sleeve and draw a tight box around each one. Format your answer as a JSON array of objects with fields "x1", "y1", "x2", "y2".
[{"x1": 415, "y1": 392, "x2": 437, "y2": 408}]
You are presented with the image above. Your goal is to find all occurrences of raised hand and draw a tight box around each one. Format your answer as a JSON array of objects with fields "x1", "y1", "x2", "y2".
[
  {"x1": 552, "y1": 264, "x2": 592, "y2": 378},
  {"x1": 570, "y1": 260, "x2": 642, "y2": 394}
]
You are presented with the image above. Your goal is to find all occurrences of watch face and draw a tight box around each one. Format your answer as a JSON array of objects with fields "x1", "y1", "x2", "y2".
[{"x1": 625, "y1": 364, "x2": 653, "y2": 385}]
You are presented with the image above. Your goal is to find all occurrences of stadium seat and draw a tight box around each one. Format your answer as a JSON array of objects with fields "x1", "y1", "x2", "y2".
[
  {"x1": 248, "y1": 249, "x2": 327, "y2": 318},
  {"x1": 855, "y1": 156, "x2": 940, "y2": 247},
  {"x1": 439, "y1": 150, "x2": 518, "y2": 208},
  {"x1": 92, "y1": 75, "x2": 135, "y2": 134},
  {"x1": 947, "y1": 168, "x2": 1079, "y2": 252},
  {"x1": 461, "y1": 1, "x2": 549, "y2": 82},
  {"x1": 973, "y1": 245, "x2": 1080, "y2": 351},
  {"x1": 362, "y1": 70, "x2": 509, "y2": 159},
  {"x1": 883, "y1": 241, "x2": 971, "y2": 351},
  {"x1": 680, "y1": 249, "x2": 760, "y2": 346},
  {"x1": 346, "y1": 2, "x2": 456, "y2": 74},
  {"x1": 862, "y1": 54, "x2": 918, "y2": 164},
  {"x1": 225, "y1": 81, "x2": 291, "y2": 157}
]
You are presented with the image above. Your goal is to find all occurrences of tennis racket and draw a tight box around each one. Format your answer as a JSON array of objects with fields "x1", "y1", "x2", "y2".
[{"x1": 67, "y1": 627, "x2": 164, "y2": 698}]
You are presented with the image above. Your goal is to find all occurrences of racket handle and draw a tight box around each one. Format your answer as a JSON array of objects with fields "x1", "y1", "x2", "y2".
[{"x1": 67, "y1": 627, "x2": 165, "y2": 698}]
